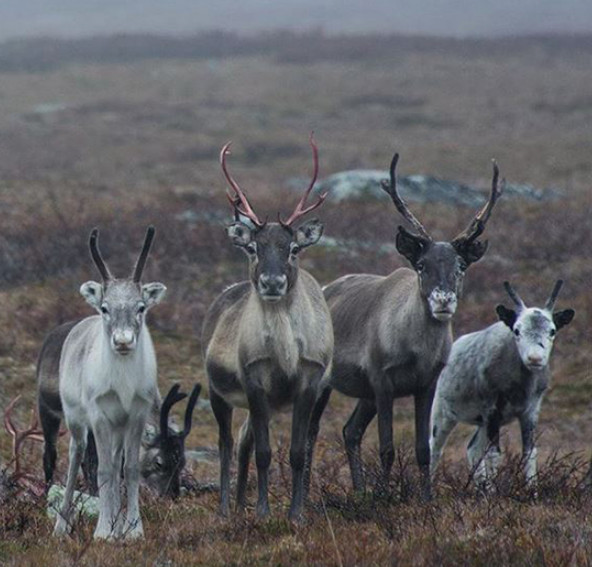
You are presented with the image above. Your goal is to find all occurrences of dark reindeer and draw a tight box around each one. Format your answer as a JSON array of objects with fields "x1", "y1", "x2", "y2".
[
  {"x1": 202, "y1": 134, "x2": 333, "y2": 521},
  {"x1": 308, "y1": 154, "x2": 503, "y2": 498}
]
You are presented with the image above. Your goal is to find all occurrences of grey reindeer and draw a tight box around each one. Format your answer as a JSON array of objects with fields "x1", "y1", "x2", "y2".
[
  {"x1": 202, "y1": 135, "x2": 333, "y2": 521},
  {"x1": 307, "y1": 154, "x2": 502, "y2": 498},
  {"x1": 46, "y1": 227, "x2": 167, "y2": 540},
  {"x1": 430, "y1": 280, "x2": 574, "y2": 486}
]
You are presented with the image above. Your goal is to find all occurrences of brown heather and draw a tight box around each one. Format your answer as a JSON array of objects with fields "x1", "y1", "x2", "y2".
[{"x1": 0, "y1": 32, "x2": 591, "y2": 565}]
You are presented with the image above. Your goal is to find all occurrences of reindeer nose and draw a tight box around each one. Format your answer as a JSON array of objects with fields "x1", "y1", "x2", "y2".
[
  {"x1": 113, "y1": 330, "x2": 135, "y2": 352},
  {"x1": 259, "y1": 274, "x2": 288, "y2": 297},
  {"x1": 527, "y1": 353, "x2": 544, "y2": 366}
]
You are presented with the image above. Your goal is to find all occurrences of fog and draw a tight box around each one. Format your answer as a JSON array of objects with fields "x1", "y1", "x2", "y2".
[{"x1": 1, "y1": 0, "x2": 591, "y2": 41}]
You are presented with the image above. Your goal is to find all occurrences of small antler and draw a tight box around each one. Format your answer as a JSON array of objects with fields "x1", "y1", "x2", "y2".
[
  {"x1": 279, "y1": 132, "x2": 328, "y2": 228},
  {"x1": 132, "y1": 226, "x2": 156, "y2": 283},
  {"x1": 503, "y1": 281, "x2": 526, "y2": 309},
  {"x1": 452, "y1": 160, "x2": 504, "y2": 246},
  {"x1": 182, "y1": 384, "x2": 202, "y2": 438},
  {"x1": 4, "y1": 396, "x2": 45, "y2": 479},
  {"x1": 89, "y1": 228, "x2": 112, "y2": 282},
  {"x1": 545, "y1": 279, "x2": 564, "y2": 311},
  {"x1": 160, "y1": 384, "x2": 187, "y2": 440},
  {"x1": 220, "y1": 142, "x2": 265, "y2": 228},
  {"x1": 380, "y1": 153, "x2": 431, "y2": 240}
]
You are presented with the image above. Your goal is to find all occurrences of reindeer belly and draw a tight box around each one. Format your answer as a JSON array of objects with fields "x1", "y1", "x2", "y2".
[
  {"x1": 330, "y1": 362, "x2": 374, "y2": 399},
  {"x1": 207, "y1": 361, "x2": 249, "y2": 409}
]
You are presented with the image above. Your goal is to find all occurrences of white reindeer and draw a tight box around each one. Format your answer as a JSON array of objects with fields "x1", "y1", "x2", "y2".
[
  {"x1": 430, "y1": 280, "x2": 574, "y2": 486},
  {"x1": 53, "y1": 226, "x2": 166, "y2": 540}
]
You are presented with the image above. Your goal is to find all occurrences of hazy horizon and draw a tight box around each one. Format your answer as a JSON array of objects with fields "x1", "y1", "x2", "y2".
[{"x1": 1, "y1": 0, "x2": 591, "y2": 41}]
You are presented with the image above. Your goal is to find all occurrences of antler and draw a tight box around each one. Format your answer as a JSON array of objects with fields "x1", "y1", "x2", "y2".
[
  {"x1": 220, "y1": 142, "x2": 265, "y2": 228},
  {"x1": 160, "y1": 384, "x2": 187, "y2": 440},
  {"x1": 279, "y1": 132, "x2": 328, "y2": 228},
  {"x1": 380, "y1": 153, "x2": 431, "y2": 240},
  {"x1": 182, "y1": 384, "x2": 202, "y2": 438},
  {"x1": 545, "y1": 279, "x2": 564, "y2": 311},
  {"x1": 452, "y1": 160, "x2": 504, "y2": 246},
  {"x1": 503, "y1": 281, "x2": 526, "y2": 310},
  {"x1": 132, "y1": 225, "x2": 156, "y2": 283},
  {"x1": 89, "y1": 228, "x2": 112, "y2": 282},
  {"x1": 4, "y1": 396, "x2": 45, "y2": 481}
]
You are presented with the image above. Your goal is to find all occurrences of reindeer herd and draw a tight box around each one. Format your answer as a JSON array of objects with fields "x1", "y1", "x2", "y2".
[{"x1": 3, "y1": 134, "x2": 575, "y2": 541}]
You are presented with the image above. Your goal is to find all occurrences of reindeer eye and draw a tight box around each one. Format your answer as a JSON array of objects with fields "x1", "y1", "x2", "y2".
[
  {"x1": 514, "y1": 329, "x2": 520, "y2": 337},
  {"x1": 138, "y1": 304, "x2": 146, "y2": 315},
  {"x1": 550, "y1": 329, "x2": 556, "y2": 337},
  {"x1": 416, "y1": 262, "x2": 425, "y2": 273},
  {"x1": 100, "y1": 305, "x2": 109, "y2": 315},
  {"x1": 290, "y1": 243, "x2": 300, "y2": 256},
  {"x1": 246, "y1": 243, "x2": 257, "y2": 255}
]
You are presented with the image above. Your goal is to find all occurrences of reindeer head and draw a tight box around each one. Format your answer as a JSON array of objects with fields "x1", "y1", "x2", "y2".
[
  {"x1": 221, "y1": 134, "x2": 326, "y2": 302},
  {"x1": 381, "y1": 154, "x2": 503, "y2": 321},
  {"x1": 80, "y1": 227, "x2": 167, "y2": 355},
  {"x1": 141, "y1": 384, "x2": 201, "y2": 498},
  {"x1": 496, "y1": 280, "x2": 575, "y2": 370}
]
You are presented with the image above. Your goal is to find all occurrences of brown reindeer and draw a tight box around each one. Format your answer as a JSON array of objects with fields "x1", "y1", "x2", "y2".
[
  {"x1": 308, "y1": 154, "x2": 503, "y2": 498},
  {"x1": 202, "y1": 134, "x2": 333, "y2": 520}
]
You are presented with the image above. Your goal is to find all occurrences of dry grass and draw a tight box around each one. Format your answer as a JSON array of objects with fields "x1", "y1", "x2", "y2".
[{"x1": 0, "y1": 34, "x2": 591, "y2": 565}]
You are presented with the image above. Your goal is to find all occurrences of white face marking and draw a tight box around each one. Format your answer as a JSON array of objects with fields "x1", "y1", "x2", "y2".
[
  {"x1": 428, "y1": 288, "x2": 458, "y2": 321},
  {"x1": 512, "y1": 308, "x2": 556, "y2": 369}
]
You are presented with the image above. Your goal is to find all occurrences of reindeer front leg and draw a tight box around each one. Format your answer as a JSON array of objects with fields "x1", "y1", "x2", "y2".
[
  {"x1": 123, "y1": 413, "x2": 146, "y2": 539},
  {"x1": 93, "y1": 420, "x2": 124, "y2": 540},
  {"x1": 244, "y1": 365, "x2": 271, "y2": 518},
  {"x1": 519, "y1": 400, "x2": 542, "y2": 488},
  {"x1": 54, "y1": 424, "x2": 87, "y2": 536}
]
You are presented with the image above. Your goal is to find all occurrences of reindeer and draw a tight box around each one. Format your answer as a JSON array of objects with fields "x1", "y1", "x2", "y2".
[
  {"x1": 39, "y1": 324, "x2": 201, "y2": 501},
  {"x1": 307, "y1": 154, "x2": 503, "y2": 498},
  {"x1": 50, "y1": 226, "x2": 167, "y2": 539},
  {"x1": 430, "y1": 280, "x2": 574, "y2": 486},
  {"x1": 202, "y1": 134, "x2": 333, "y2": 521}
]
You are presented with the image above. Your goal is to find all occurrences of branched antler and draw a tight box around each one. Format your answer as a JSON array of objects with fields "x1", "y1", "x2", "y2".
[
  {"x1": 279, "y1": 132, "x2": 328, "y2": 227},
  {"x1": 380, "y1": 153, "x2": 431, "y2": 240},
  {"x1": 220, "y1": 142, "x2": 265, "y2": 228},
  {"x1": 452, "y1": 160, "x2": 504, "y2": 246},
  {"x1": 4, "y1": 396, "x2": 46, "y2": 497}
]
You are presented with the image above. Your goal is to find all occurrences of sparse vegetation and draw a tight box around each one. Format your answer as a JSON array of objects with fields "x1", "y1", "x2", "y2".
[{"x1": 0, "y1": 32, "x2": 590, "y2": 565}]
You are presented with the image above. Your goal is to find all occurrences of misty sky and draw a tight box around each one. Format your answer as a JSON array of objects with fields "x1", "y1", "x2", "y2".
[{"x1": 0, "y1": 0, "x2": 591, "y2": 41}]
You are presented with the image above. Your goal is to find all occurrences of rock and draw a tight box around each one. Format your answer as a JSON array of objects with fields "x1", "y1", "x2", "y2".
[
  {"x1": 47, "y1": 484, "x2": 100, "y2": 520},
  {"x1": 286, "y1": 171, "x2": 563, "y2": 206}
]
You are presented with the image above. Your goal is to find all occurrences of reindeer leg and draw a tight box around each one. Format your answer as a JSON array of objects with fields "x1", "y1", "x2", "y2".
[
  {"x1": 375, "y1": 392, "x2": 395, "y2": 496},
  {"x1": 303, "y1": 385, "x2": 332, "y2": 503},
  {"x1": 343, "y1": 398, "x2": 377, "y2": 493},
  {"x1": 39, "y1": 406, "x2": 61, "y2": 488},
  {"x1": 288, "y1": 373, "x2": 320, "y2": 522},
  {"x1": 244, "y1": 371, "x2": 271, "y2": 519},
  {"x1": 519, "y1": 402, "x2": 541, "y2": 491},
  {"x1": 123, "y1": 414, "x2": 146, "y2": 540},
  {"x1": 429, "y1": 400, "x2": 457, "y2": 481},
  {"x1": 210, "y1": 389, "x2": 234, "y2": 517},
  {"x1": 82, "y1": 430, "x2": 99, "y2": 496},
  {"x1": 53, "y1": 425, "x2": 87, "y2": 536},
  {"x1": 236, "y1": 416, "x2": 254, "y2": 511},
  {"x1": 414, "y1": 387, "x2": 436, "y2": 500}
]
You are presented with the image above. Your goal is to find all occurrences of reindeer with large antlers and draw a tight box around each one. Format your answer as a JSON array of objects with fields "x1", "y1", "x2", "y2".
[
  {"x1": 307, "y1": 154, "x2": 503, "y2": 498},
  {"x1": 43, "y1": 227, "x2": 167, "y2": 539},
  {"x1": 202, "y1": 134, "x2": 333, "y2": 520}
]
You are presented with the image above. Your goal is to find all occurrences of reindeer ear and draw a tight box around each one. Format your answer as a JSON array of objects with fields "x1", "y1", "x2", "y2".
[
  {"x1": 396, "y1": 226, "x2": 427, "y2": 267},
  {"x1": 142, "y1": 282, "x2": 167, "y2": 307},
  {"x1": 80, "y1": 281, "x2": 103, "y2": 310},
  {"x1": 227, "y1": 222, "x2": 253, "y2": 247},
  {"x1": 496, "y1": 305, "x2": 517, "y2": 329},
  {"x1": 553, "y1": 309, "x2": 575, "y2": 330},
  {"x1": 453, "y1": 239, "x2": 489, "y2": 265},
  {"x1": 295, "y1": 218, "x2": 323, "y2": 248}
]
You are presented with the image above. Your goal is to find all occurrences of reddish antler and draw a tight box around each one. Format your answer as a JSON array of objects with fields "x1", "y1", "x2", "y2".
[
  {"x1": 4, "y1": 396, "x2": 46, "y2": 497},
  {"x1": 279, "y1": 132, "x2": 328, "y2": 227},
  {"x1": 220, "y1": 142, "x2": 265, "y2": 228}
]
